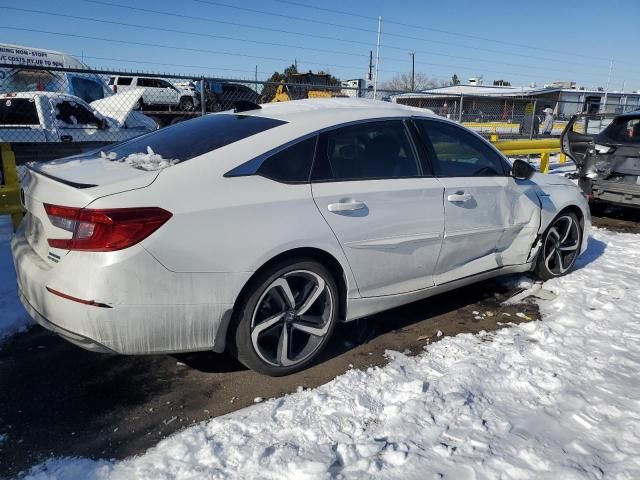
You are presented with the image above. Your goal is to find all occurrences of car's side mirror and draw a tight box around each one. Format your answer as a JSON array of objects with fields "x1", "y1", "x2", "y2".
[{"x1": 512, "y1": 159, "x2": 536, "y2": 180}]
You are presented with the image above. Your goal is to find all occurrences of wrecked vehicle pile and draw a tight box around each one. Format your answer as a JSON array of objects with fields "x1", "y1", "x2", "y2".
[{"x1": 562, "y1": 111, "x2": 640, "y2": 208}]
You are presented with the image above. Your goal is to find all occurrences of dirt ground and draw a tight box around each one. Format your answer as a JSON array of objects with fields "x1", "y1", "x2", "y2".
[{"x1": 0, "y1": 206, "x2": 637, "y2": 478}]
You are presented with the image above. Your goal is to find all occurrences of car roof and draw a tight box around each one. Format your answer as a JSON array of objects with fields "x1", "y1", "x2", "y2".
[{"x1": 243, "y1": 98, "x2": 439, "y2": 132}]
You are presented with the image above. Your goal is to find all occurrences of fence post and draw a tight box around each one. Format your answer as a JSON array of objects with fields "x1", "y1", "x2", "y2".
[
  {"x1": 529, "y1": 99, "x2": 538, "y2": 140},
  {"x1": 458, "y1": 95, "x2": 464, "y2": 122},
  {"x1": 0, "y1": 143, "x2": 23, "y2": 232},
  {"x1": 200, "y1": 77, "x2": 206, "y2": 116}
]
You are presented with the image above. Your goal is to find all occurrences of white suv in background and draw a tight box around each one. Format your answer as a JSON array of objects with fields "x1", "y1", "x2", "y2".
[{"x1": 109, "y1": 76, "x2": 197, "y2": 111}]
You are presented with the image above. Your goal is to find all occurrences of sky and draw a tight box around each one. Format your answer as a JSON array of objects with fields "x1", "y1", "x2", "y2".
[{"x1": 0, "y1": 0, "x2": 639, "y2": 91}]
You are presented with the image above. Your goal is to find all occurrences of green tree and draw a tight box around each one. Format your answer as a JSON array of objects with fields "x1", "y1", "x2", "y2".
[{"x1": 451, "y1": 73, "x2": 460, "y2": 86}]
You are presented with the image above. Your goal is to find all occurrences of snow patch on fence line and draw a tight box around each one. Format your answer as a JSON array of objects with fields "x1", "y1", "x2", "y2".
[{"x1": 24, "y1": 227, "x2": 640, "y2": 479}]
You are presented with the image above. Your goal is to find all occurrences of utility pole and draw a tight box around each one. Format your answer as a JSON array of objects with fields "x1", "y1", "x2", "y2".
[
  {"x1": 254, "y1": 65, "x2": 258, "y2": 94},
  {"x1": 409, "y1": 52, "x2": 415, "y2": 91},
  {"x1": 368, "y1": 50, "x2": 373, "y2": 81},
  {"x1": 602, "y1": 59, "x2": 613, "y2": 114},
  {"x1": 373, "y1": 16, "x2": 382, "y2": 99}
]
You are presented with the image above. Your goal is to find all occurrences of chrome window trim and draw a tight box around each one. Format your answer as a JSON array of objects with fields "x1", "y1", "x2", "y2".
[{"x1": 224, "y1": 116, "x2": 422, "y2": 179}]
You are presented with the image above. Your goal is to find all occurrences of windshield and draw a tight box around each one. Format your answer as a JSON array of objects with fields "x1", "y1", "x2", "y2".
[
  {"x1": 599, "y1": 116, "x2": 640, "y2": 144},
  {"x1": 81, "y1": 114, "x2": 286, "y2": 169}
]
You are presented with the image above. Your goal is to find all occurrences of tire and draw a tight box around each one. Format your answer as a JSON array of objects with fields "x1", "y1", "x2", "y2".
[
  {"x1": 534, "y1": 212, "x2": 582, "y2": 280},
  {"x1": 231, "y1": 259, "x2": 339, "y2": 376},
  {"x1": 178, "y1": 97, "x2": 194, "y2": 111}
]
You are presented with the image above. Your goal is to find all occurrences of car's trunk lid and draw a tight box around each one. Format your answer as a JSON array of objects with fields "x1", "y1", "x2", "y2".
[{"x1": 22, "y1": 156, "x2": 161, "y2": 265}]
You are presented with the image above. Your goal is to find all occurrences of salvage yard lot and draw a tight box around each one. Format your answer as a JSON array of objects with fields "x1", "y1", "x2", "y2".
[{"x1": 1, "y1": 209, "x2": 639, "y2": 479}]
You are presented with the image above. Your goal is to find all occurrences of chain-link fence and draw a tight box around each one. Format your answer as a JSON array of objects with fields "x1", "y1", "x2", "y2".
[{"x1": 1, "y1": 63, "x2": 639, "y2": 164}]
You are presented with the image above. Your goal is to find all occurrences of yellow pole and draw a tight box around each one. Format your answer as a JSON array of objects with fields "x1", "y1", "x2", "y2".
[
  {"x1": 540, "y1": 152, "x2": 550, "y2": 173},
  {"x1": 559, "y1": 153, "x2": 566, "y2": 164}
]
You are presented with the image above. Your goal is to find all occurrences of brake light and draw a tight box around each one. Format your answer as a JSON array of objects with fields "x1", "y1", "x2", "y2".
[
  {"x1": 44, "y1": 204, "x2": 172, "y2": 251},
  {"x1": 113, "y1": 84, "x2": 117, "y2": 93}
]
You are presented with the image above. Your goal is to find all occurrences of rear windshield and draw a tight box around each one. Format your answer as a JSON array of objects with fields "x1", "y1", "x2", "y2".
[
  {"x1": 599, "y1": 116, "x2": 640, "y2": 144},
  {"x1": 93, "y1": 114, "x2": 286, "y2": 168},
  {"x1": 0, "y1": 98, "x2": 39, "y2": 126}
]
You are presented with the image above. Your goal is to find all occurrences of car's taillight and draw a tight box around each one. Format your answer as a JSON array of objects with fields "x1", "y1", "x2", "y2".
[
  {"x1": 113, "y1": 84, "x2": 117, "y2": 93},
  {"x1": 44, "y1": 204, "x2": 172, "y2": 252}
]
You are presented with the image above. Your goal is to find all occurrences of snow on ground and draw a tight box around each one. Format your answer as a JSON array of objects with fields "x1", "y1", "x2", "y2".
[
  {"x1": 0, "y1": 217, "x2": 30, "y2": 343},
  {"x1": 23, "y1": 227, "x2": 640, "y2": 479}
]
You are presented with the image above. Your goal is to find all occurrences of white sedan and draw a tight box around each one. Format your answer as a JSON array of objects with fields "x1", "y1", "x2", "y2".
[{"x1": 12, "y1": 99, "x2": 590, "y2": 376}]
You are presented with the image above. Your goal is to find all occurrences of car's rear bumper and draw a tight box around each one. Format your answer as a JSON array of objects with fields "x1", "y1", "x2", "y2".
[
  {"x1": 589, "y1": 179, "x2": 640, "y2": 208},
  {"x1": 11, "y1": 226, "x2": 249, "y2": 355}
]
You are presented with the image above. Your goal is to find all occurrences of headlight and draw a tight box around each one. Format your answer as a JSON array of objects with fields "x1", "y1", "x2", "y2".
[{"x1": 593, "y1": 144, "x2": 616, "y2": 154}]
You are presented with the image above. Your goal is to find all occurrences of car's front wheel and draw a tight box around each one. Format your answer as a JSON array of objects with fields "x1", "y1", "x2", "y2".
[
  {"x1": 231, "y1": 259, "x2": 339, "y2": 376},
  {"x1": 534, "y1": 212, "x2": 582, "y2": 280}
]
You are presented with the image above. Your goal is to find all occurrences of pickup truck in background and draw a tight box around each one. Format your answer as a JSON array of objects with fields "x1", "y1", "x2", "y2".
[{"x1": 0, "y1": 89, "x2": 157, "y2": 164}]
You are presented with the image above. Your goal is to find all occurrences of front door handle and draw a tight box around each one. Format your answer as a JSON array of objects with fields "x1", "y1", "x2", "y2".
[
  {"x1": 447, "y1": 192, "x2": 473, "y2": 203},
  {"x1": 328, "y1": 199, "x2": 366, "y2": 212}
]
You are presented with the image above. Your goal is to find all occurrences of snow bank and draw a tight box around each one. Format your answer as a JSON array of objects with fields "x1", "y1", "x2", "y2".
[
  {"x1": 102, "y1": 147, "x2": 177, "y2": 171},
  {"x1": 24, "y1": 228, "x2": 640, "y2": 479},
  {"x1": 0, "y1": 217, "x2": 30, "y2": 343}
]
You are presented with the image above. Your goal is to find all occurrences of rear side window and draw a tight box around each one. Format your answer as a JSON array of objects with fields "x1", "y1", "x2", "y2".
[
  {"x1": 258, "y1": 136, "x2": 317, "y2": 183},
  {"x1": 415, "y1": 120, "x2": 506, "y2": 177},
  {"x1": 93, "y1": 114, "x2": 286, "y2": 163},
  {"x1": 116, "y1": 77, "x2": 133, "y2": 86},
  {"x1": 314, "y1": 120, "x2": 420, "y2": 181},
  {"x1": 0, "y1": 98, "x2": 39, "y2": 126}
]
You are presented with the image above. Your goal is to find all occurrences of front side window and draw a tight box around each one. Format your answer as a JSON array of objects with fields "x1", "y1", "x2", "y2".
[
  {"x1": 54, "y1": 100, "x2": 101, "y2": 128},
  {"x1": 257, "y1": 136, "x2": 317, "y2": 183},
  {"x1": 415, "y1": 120, "x2": 506, "y2": 177},
  {"x1": 315, "y1": 120, "x2": 420, "y2": 181},
  {"x1": 116, "y1": 77, "x2": 133, "y2": 86}
]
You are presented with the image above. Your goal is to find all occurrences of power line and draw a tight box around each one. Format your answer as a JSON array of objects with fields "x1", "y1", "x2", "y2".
[
  {"x1": 0, "y1": 26, "x2": 406, "y2": 76},
  {"x1": 83, "y1": 0, "x2": 375, "y2": 49},
  {"x1": 268, "y1": 0, "x2": 638, "y2": 69},
  {"x1": 78, "y1": 55, "x2": 271, "y2": 79},
  {"x1": 77, "y1": 0, "x2": 622, "y2": 82},
  {"x1": 1, "y1": 5, "x2": 609, "y2": 83},
  {"x1": 191, "y1": 0, "x2": 633, "y2": 74},
  {"x1": 0, "y1": 6, "x2": 369, "y2": 60}
]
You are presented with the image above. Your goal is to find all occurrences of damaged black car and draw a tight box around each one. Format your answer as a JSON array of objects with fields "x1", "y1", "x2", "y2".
[{"x1": 562, "y1": 111, "x2": 640, "y2": 209}]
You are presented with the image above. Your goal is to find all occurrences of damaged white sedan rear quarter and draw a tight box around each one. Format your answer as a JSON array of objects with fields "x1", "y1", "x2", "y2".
[{"x1": 11, "y1": 98, "x2": 590, "y2": 376}]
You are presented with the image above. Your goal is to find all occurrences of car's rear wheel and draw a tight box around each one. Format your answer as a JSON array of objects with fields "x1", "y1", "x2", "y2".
[
  {"x1": 534, "y1": 212, "x2": 582, "y2": 280},
  {"x1": 232, "y1": 260, "x2": 338, "y2": 376}
]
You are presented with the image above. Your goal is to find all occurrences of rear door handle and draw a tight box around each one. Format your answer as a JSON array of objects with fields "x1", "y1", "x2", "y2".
[
  {"x1": 447, "y1": 192, "x2": 473, "y2": 203},
  {"x1": 328, "y1": 199, "x2": 366, "y2": 212}
]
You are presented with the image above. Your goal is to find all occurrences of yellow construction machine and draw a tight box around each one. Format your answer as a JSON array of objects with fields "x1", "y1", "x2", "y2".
[{"x1": 271, "y1": 72, "x2": 344, "y2": 102}]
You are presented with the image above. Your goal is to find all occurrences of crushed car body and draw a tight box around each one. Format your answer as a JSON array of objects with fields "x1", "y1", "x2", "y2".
[{"x1": 562, "y1": 111, "x2": 640, "y2": 208}]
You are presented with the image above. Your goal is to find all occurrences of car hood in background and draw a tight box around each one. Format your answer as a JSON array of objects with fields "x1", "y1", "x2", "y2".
[{"x1": 90, "y1": 88, "x2": 145, "y2": 127}]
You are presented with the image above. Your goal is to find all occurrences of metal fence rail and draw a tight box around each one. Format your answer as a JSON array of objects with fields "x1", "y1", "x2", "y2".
[{"x1": 0, "y1": 62, "x2": 637, "y2": 170}]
